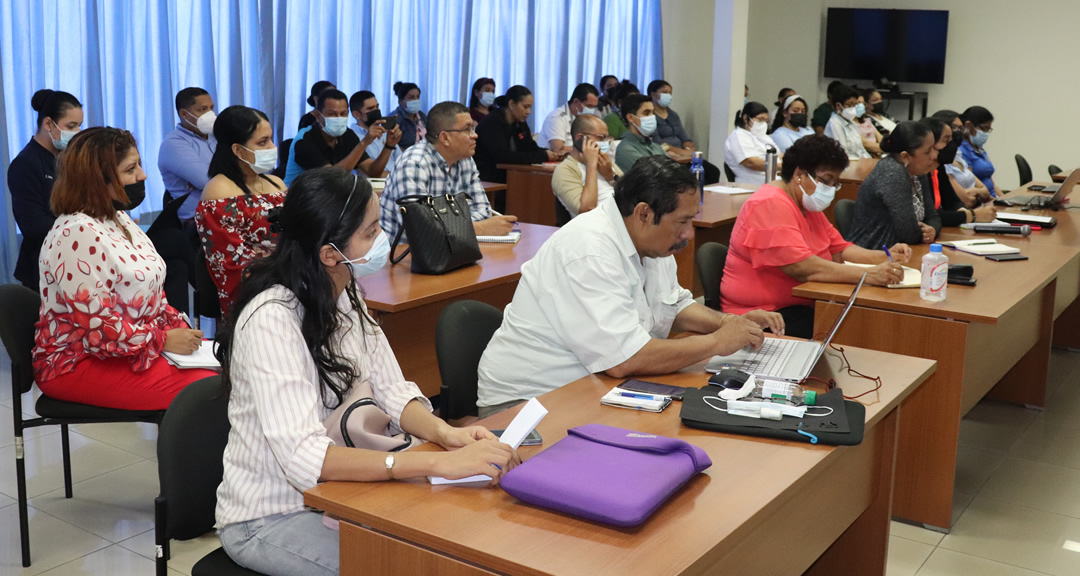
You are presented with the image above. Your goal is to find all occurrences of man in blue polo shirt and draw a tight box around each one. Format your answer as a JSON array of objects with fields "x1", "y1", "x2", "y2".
[{"x1": 158, "y1": 87, "x2": 217, "y2": 232}]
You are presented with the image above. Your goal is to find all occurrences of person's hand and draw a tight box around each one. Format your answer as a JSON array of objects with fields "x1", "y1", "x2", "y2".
[
  {"x1": 742, "y1": 309, "x2": 785, "y2": 336},
  {"x1": 712, "y1": 314, "x2": 765, "y2": 356},
  {"x1": 582, "y1": 138, "x2": 600, "y2": 167},
  {"x1": 164, "y1": 329, "x2": 203, "y2": 355},
  {"x1": 596, "y1": 149, "x2": 616, "y2": 181},
  {"x1": 545, "y1": 149, "x2": 561, "y2": 161},
  {"x1": 888, "y1": 243, "x2": 912, "y2": 263},
  {"x1": 974, "y1": 204, "x2": 997, "y2": 223},
  {"x1": 474, "y1": 215, "x2": 518, "y2": 236},
  {"x1": 437, "y1": 426, "x2": 498, "y2": 450},
  {"x1": 361, "y1": 121, "x2": 387, "y2": 147},
  {"x1": 434, "y1": 439, "x2": 518, "y2": 485},
  {"x1": 385, "y1": 126, "x2": 403, "y2": 148},
  {"x1": 864, "y1": 261, "x2": 904, "y2": 286},
  {"x1": 919, "y1": 222, "x2": 937, "y2": 244}
]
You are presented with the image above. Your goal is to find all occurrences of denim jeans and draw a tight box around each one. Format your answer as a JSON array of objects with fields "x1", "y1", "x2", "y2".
[{"x1": 220, "y1": 510, "x2": 339, "y2": 576}]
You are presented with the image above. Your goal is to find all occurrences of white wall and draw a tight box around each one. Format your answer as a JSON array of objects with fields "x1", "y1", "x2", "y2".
[
  {"x1": 660, "y1": 0, "x2": 717, "y2": 157},
  {"x1": 746, "y1": 0, "x2": 1080, "y2": 189}
]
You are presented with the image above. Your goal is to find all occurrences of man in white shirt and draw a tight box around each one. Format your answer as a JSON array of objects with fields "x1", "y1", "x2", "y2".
[
  {"x1": 537, "y1": 83, "x2": 601, "y2": 153},
  {"x1": 824, "y1": 85, "x2": 872, "y2": 160},
  {"x1": 551, "y1": 114, "x2": 622, "y2": 218},
  {"x1": 477, "y1": 156, "x2": 785, "y2": 416}
]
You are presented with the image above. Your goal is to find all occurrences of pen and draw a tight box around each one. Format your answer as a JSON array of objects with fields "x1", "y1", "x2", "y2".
[
  {"x1": 881, "y1": 245, "x2": 894, "y2": 262},
  {"x1": 490, "y1": 209, "x2": 503, "y2": 216},
  {"x1": 617, "y1": 391, "x2": 665, "y2": 401}
]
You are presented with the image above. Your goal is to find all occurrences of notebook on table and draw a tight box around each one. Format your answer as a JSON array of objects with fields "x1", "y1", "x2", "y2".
[
  {"x1": 477, "y1": 230, "x2": 521, "y2": 244},
  {"x1": 939, "y1": 240, "x2": 1020, "y2": 256},
  {"x1": 845, "y1": 262, "x2": 921, "y2": 288},
  {"x1": 163, "y1": 340, "x2": 220, "y2": 369}
]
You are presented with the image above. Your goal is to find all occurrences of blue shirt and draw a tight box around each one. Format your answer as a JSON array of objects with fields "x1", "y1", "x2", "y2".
[
  {"x1": 350, "y1": 122, "x2": 401, "y2": 175},
  {"x1": 158, "y1": 124, "x2": 217, "y2": 220},
  {"x1": 770, "y1": 126, "x2": 814, "y2": 154},
  {"x1": 394, "y1": 106, "x2": 427, "y2": 151},
  {"x1": 283, "y1": 126, "x2": 312, "y2": 187},
  {"x1": 959, "y1": 140, "x2": 996, "y2": 196}
]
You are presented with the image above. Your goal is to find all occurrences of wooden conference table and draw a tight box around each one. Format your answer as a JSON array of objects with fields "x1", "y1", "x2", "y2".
[
  {"x1": 307, "y1": 347, "x2": 935, "y2": 576},
  {"x1": 794, "y1": 240, "x2": 1080, "y2": 530},
  {"x1": 363, "y1": 223, "x2": 557, "y2": 397},
  {"x1": 1052, "y1": 169, "x2": 1071, "y2": 183}
]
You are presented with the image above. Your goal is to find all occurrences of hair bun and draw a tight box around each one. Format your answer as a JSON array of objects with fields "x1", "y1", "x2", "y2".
[
  {"x1": 31, "y1": 89, "x2": 54, "y2": 112},
  {"x1": 879, "y1": 134, "x2": 895, "y2": 154}
]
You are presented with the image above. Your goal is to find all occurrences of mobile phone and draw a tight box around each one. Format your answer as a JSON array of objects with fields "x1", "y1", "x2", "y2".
[
  {"x1": 1028, "y1": 185, "x2": 1046, "y2": 192},
  {"x1": 489, "y1": 429, "x2": 542, "y2": 446},
  {"x1": 380, "y1": 117, "x2": 397, "y2": 131},
  {"x1": 986, "y1": 253, "x2": 1029, "y2": 262},
  {"x1": 948, "y1": 277, "x2": 977, "y2": 286},
  {"x1": 572, "y1": 134, "x2": 584, "y2": 153},
  {"x1": 618, "y1": 379, "x2": 687, "y2": 401}
]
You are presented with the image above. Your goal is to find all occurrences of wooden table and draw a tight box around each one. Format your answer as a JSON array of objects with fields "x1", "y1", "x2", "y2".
[
  {"x1": 793, "y1": 241, "x2": 1080, "y2": 530},
  {"x1": 364, "y1": 223, "x2": 557, "y2": 397},
  {"x1": 1052, "y1": 169, "x2": 1071, "y2": 183},
  {"x1": 307, "y1": 347, "x2": 935, "y2": 576},
  {"x1": 497, "y1": 163, "x2": 560, "y2": 227}
]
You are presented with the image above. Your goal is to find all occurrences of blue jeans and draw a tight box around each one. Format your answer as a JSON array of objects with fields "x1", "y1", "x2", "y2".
[{"x1": 220, "y1": 510, "x2": 339, "y2": 576}]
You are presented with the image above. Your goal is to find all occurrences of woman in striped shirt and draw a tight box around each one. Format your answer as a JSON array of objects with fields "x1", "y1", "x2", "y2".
[{"x1": 214, "y1": 168, "x2": 518, "y2": 576}]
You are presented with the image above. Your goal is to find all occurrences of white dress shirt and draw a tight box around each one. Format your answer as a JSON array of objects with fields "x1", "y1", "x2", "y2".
[
  {"x1": 723, "y1": 128, "x2": 778, "y2": 185},
  {"x1": 476, "y1": 197, "x2": 695, "y2": 407},
  {"x1": 537, "y1": 104, "x2": 574, "y2": 149},
  {"x1": 216, "y1": 285, "x2": 430, "y2": 527},
  {"x1": 824, "y1": 113, "x2": 872, "y2": 160}
]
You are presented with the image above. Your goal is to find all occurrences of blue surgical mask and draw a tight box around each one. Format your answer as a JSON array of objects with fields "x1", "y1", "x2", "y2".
[
  {"x1": 480, "y1": 92, "x2": 496, "y2": 107},
  {"x1": 333, "y1": 232, "x2": 390, "y2": 280},
  {"x1": 51, "y1": 125, "x2": 77, "y2": 150},
  {"x1": 855, "y1": 103, "x2": 866, "y2": 117},
  {"x1": 800, "y1": 173, "x2": 837, "y2": 212},
  {"x1": 657, "y1": 93, "x2": 672, "y2": 108},
  {"x1": 972, "y1": 129, "x2": 990, "y2": 148},
  {"x1": 636, "y1": 114, "x2": 657, "y2": 137},
  {"x1": 597, "y1": 140, "x2": 611, "y2": 155},
  {"x1": 322, "y1": 116, "x2": 349, "y2": 137},
  {"x1": 580, "y1": 106, "x2": 597, "y2": 117},
  {"x1": 405, "y1": 100, "x2": 422, "y2": 115}
]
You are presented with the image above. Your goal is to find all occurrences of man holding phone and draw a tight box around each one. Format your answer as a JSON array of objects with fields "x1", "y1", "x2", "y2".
[
  {"x1": 552, "y1": 114, "x2": 623, "y2": 218},
  {"x1": 349, "y1": 90, "x2": 404, "y2": 177}
]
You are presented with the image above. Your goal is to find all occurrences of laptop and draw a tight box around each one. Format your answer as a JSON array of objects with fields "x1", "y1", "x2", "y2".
[
  {"x1": 1010, "y1": 169, "x2": 1079, "y2": 209},
  {"x1": 705, "y1": 275, "x2": 865, "y2": 382}
]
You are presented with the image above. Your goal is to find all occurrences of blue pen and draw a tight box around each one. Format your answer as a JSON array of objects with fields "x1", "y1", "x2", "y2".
[
  {"x1": 882, "y1": 244, "x2": 894, "y2": 262},
  {"x1": 617, "y1": 391, "x2": 664, "y2": 401}
]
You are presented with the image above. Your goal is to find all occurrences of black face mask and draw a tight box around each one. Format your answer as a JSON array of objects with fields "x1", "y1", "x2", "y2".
[
  {"x1": 789, "y1": 113, "x2": 808, "y2": 128},
  {"x1": 114, "y1": 181, "x2": 145, "y2": 211},
  {"x1": 872, "y1": 102, "x2": 885, "y2": 114},
  {"x1": 364, "y1": 109, "x2": 382, "y2": 126},
  {"x1": 938, "y1": 138, "x2": 960, "y2": 165}
]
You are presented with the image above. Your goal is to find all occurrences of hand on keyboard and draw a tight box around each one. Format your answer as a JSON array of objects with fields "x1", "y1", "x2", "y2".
[
  {"x1": 742, "y1": 309, "x2": 786, "y2": 336},
  {"x1": 712, "y1": 315, "x2": 765, "y2": 356}
]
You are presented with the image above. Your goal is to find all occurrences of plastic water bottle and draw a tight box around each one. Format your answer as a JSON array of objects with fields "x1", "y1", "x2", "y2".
[
  {"x1": 691, "y1": 151, "x2": 705, "y2": 204},
  {"x1": 920, "y1": 243, "x2": 948, "y2": 302},
  {"x1": 751, "y1": 380, "x2": 817, "y2": 406}
]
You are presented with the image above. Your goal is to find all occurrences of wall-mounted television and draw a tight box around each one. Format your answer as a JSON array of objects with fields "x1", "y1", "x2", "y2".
[{"x1": 823, "y1": 8, "x2": 949, "y2": 84}]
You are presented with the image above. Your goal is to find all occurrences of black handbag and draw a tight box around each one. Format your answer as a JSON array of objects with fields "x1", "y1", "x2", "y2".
[{"x1": 390, "y1": 193, "x2": 483, "y2": 274}]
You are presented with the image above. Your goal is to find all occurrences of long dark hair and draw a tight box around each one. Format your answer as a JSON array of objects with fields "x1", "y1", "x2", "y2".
[
  {"x1": 216, "y1": 167, "x2": 375, "y2": 408},
  {"x1": 735, "y1": 101, "x2": 768, "y2": 129},
  {"x1": 208, "y1": 105, "x2": 282, "y2": 196},
  {"x1": 771, "y1": 95, "x2": 806, "y2": 133},
  {"x1": 469, "y1": 77, "x2": 495, "y2": 109}
]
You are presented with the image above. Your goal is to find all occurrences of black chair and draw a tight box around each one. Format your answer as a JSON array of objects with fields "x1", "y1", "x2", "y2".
[
  {"x1": 834, "y1": 199, "x2": 857, "y2": 239},
  {"x1": 155, "y1": 375, "x2": 265, "y2": 576},
  {"x1": 435, "y1": 300, "x2": 503, "y2": 421},
  {"x1": 271, "y1": 138, "x2": 292, "y2": 179},
  {"x1": 554, "y1": 198, "x2": 573, "y2": 227},
  {"x1": 1015, "y1": 154, "x2": 1033, "y2": 187},
  {"x1": 695, "y1": 243, "x2": 728, "y2": 311},
  {"x1": 0, "y1": 284, "x2": 165, "y2": 568},
  {"x1": 723, "y1": 162, "x2": 737, "y2": 183},
  {"x1": 192, "y1": 248, "x2": 222, "y2": 325},
  {"x1": 1050, "y1": 164, "x2": 1063, "y2": 180}
]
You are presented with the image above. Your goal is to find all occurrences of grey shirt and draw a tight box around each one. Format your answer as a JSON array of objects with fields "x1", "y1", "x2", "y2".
[{"x1": 848, "y1": 155, "x2": 942, "y2": 249}]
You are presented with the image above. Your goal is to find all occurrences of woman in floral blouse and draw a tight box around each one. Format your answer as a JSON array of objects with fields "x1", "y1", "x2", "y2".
[
  {"x1": 195, "y1": 105, "x2": 286, "y2": 315},
  {"x1": 34, "y1": 127, "x2": 213, "y2": 410}
]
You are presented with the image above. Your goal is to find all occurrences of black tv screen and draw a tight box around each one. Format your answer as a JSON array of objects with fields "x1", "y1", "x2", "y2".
[{"x1": 824, "y1": 8, "x2": 949, "y2": 84}]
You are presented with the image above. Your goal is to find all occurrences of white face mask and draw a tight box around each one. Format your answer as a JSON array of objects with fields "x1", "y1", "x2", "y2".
[
  {"x1": 332, "y1": 232, "x2": 390, "y2": 280},
  {"x1": 479, "y1": 92, "x2": 496, "y2": 107},
  {"x1": 840, "y1": 106, "x2": 858, "y2": 122},
  {"x1": 636, "y1": 114, "x2": 657, "y2": 136},
  {"x1": 185, "y1": 109, "x2": 216, "y2": 135},
  {"x1": 750, "y1": 120, "x2": 768, "y2": 137},
  {"x1": 239, "y1": 145, "x2": 278, "y2": 175},
  {"x1": 49, "y1": 122, "x2": 78, "y2": 150},
  {"x1": 322, "y1": 116, "x2": 349, "y2": 137},
  {"x1": 799, "y1": 172, "x2": 836, "y2": 212}
]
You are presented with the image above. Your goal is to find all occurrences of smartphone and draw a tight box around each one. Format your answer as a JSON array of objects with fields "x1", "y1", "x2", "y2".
[
  {"x1": 948, "y1": 277, "x2": 977, "y2": 286},
  {"x1": 380, "y1": 116, "x2": 397, "y2": 131},
  {"x1": 572, "y1": 134, "x2": 584, "y2": 153},
  {"x1": 986, "y1": 254, "x2": 1029, "y2": 262},
  {"x1": 618, "y1": 379, "x2": 687, "y2": 401},
  {"x1": 489, "y1": 429, "x2": 542, "y2": 446},
  {"x1": 1028, "y1": 185, "x2": 1046, "y2": 192}
]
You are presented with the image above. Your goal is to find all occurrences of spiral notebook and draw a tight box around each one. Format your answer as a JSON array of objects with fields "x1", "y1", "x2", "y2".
[
  {"x1": 163, "y1": 340, "x2": 220, "y2": 369},
  {"x1": 476, "y1": 230, "x2": 521, "y2": 244}
]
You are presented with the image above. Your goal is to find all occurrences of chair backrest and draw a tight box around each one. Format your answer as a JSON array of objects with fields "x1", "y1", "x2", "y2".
[
  {"x1": 554, "y1": 198, "x2": 572, "y2": 227},
  {"x1": 271, "y1": 139, "x2": 292, "y2": 179},
  {"x1": 1015, "y1": 154, "x2": 1032, "y2": 186},
  {"x1": 723, "y1": 162, "x2": 737, "y2": 183},
  {"x1": 0, "y1": 284, "x2": 41, "y2": 395},
  {"x1": 695, "y1": 243, "x2": 728, "y2": 311},
  {"x1": 833, "y1": 198, "x2": 857, "y2": 239},
  {"x1": 193, "y1": 249, "x2": 222, "y2": 320},
  {"x1": 157, "y1": 375, "x2": 230, "y2": 540},
  {"x1": 1050, "y1": 164, "x2": 1063, "y2": 179},
  {"x1": 435, "y1": 301, "x2": 503, "y2": 421}
]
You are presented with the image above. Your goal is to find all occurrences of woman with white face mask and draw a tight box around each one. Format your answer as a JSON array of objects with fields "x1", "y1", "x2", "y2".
[
  {"x1": 723, "y1": 101, "x2": 779, "y2": 185},
  {"x1": 196, "y1": 105, "x2": 287, "y2": 315},
  {"x1": 958, "y1": 105, "x2": 999, "y2": 197},
  {"x1": 824, "y1": 85, "x2": 873, "y2": 160},
  {"x1": 214, "y1": 168, "x2": 519, "y2": 576},
  {"x1": 721, "y1": 135, "x2": 909, "y2": 338}
]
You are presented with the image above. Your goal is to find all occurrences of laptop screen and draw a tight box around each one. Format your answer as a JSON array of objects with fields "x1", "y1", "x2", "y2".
[{"x1": 806, "y1": 274, "x2": 866, "y2": 367}]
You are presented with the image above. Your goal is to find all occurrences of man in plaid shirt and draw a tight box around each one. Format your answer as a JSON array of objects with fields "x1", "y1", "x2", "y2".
[{"x1": 381, "y1": 101, "x2": 517, "y2": 243}]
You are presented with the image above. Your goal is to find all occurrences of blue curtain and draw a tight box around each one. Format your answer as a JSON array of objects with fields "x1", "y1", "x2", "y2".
[{"x1": 0, "y1": 0, "x2": 663, "y2": 283}]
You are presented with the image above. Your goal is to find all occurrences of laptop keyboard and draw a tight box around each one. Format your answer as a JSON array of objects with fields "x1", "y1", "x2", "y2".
[{"x1": 739, "y1": 339, "x2": 799, "y2": 377}]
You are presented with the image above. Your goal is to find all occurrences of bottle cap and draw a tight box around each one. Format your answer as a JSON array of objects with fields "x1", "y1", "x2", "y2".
[
  {"x1": 930, "y1": 243, "x2": 942, "y2": 253},
  {"x1": 804, "y1": 390, "x2": 817, "y2": 406}
]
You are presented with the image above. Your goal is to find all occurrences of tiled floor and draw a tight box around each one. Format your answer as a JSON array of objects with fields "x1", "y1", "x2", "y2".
[{"x1": 2, "y1": 350, "x2": 1080, "y2": 575}]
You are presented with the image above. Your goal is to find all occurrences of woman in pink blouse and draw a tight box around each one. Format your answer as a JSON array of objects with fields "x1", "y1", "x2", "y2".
[
  {"x1": 720, "y1": 135, "x2": 911, "y2": 338},
  {"x1": 34, "y1": 127, "x2": 214, "y2": 410}
]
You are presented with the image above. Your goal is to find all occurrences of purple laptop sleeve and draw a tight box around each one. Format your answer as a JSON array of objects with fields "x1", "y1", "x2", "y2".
[{"x1": 500, "y1": 424, "x2": 712, "y2": 527}]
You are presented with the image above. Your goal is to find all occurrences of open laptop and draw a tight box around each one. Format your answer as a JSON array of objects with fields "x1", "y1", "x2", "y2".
[
  {"x1": 705, "y1": 275, "x2": 865, "y2": 382},
  {"x1": 1010, "y1": 169, "x2": 1079, "y2": 209}
]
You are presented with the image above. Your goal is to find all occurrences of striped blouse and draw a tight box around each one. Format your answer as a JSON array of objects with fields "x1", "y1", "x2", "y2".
[{"x1": 215, "y1": 284, "x2": 430, "y2": 527}]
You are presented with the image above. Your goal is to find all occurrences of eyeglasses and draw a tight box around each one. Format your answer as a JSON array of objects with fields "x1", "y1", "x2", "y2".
[{"x1": 443, "y1": 124, "x2": 478, "y2": 136}]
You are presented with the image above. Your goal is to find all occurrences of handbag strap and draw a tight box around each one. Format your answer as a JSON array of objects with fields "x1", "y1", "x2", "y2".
[{"x1": 390, "y1": 212, "x2": 411, "y2": 265}]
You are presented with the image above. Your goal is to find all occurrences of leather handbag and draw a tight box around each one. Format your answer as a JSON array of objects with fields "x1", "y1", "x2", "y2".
[
  {"x1": 322, "y1": 380, "x2": 415, "y2": 452},
  {"x1": 390, "y1": 193, "x2": 482, "y2": 274}
]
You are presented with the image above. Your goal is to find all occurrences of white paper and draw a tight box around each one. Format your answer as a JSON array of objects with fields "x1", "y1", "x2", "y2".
[
  {"x1": 845, "y1": 262, "x2": 921, "y2": 288},
  {"x1": 995, "y1": 212, "x2": 1054, "y2": 224},
  {"x1": 476, "y1": 230, "x2": 522, "y2": 243},
  {"x1": 429, "y1": 398, "x2": 548, "y2": 485},
  {"x1": 704, "y1": 184, "x2": 753, "y2": 195},
  {"x1": 163, "y1": 340, "x2": 220, "y2": 369}
]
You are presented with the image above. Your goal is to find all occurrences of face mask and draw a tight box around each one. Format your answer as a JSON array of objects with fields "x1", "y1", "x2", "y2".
[
  {"x1": 840, "y1": 106, "x2": 858, "y2": 121},
  {"x1": 480, "y1": 92, "x2": 496, "y2": 107},
  {"x1": 657, "y1": 93, "x2": 672, "y2": 108},
  {"x1": 114, "y1": 181, "x2": 146, "y2": 211},
  {"x1": 855, "y1": 103, "x2": 866, "y2": 118},
  {"x1": 405, "y1": 100, "x2": 422, "y2": 115},
  {"x1": 333, "y1": 232, "x2": 390, "y2": 279},
  {"x1": 750, "y1": 120, "x2": 768, "y2": 137},
  {"x1": 596, "y1": 140, "x2": 611, "y2": 155},
  {"x1": 580, "y1": 105, "x2": 597, "y2": 117},
  {"x1": 789, "y1": 113, "x2": 808, "y2": 128},
  {"x1": 239, "y1": 145, "x2": 278, "y2": 175},
  {"x1": 799, "y1": 173, "x2": 836, "y2": 212},
  {"x1": 49, "y1": 123, "x2": 77, "y2": 150},
  {"x1": 185, "y1": 109, "x2": 216, "y2": 135},
  {"x1": 322, "y1": 116, "x2": 349, "y2": 137},
  {"x1": 872, "y1": 102, "x2": 885, "y2": 114},
  {"x1": 937, "y1": 139, "x2": 960, "y2": 165},
  {"x1": 636, "y1": 114, "x2": 657, "y2": 137},
  {"x1": 972, "y1": 128, "x2": 990, "y2": 148},
  {"x1": 364, "y1": 109, "x2": 382, "y2": 127}
]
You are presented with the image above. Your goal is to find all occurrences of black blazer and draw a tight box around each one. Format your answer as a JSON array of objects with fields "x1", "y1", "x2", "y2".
[{"x1": 473, "y1": 109, "x2": 549, "y2": 183}]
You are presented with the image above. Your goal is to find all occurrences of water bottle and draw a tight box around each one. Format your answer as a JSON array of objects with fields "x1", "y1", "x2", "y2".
[
  {"x1": 764, "y1": 146, "x2": 778, "y2": 182},
  {"x1": 690, "y1": 151, "x2": 705, "y2": 204},
  {"x1": 920, "y1": 243, "x2": 948, "y2": 302},
  {"x1": 750, "y1": 380, "x2": 817, "y2": 406}
]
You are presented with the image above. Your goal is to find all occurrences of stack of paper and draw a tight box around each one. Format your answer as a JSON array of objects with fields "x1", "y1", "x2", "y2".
[
  {"x1": 477, "y1": 230, "x2": 521, "y2": 244},
  {"x1": 163, "y1": 340, "x2": 220, "y2": 369},
  {"x1": 600, "y1": 387, "x2": 672, "y2": 412},
  {"x1": 939, "y1": 240, "x2": 1021, "y2": 256},
  {"x1": 429, "y1": 398, "x2": 548, "y2": 486},
  {"x1": 704, "y1": 184, "x2": 753, "y2": 195}
]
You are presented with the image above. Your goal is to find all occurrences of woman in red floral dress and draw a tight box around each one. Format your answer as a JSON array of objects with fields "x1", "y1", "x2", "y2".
[
  {"x1": 34, "y1": 127, "x2": 215, "y2": 410},
  {"x1": 195, "y1": 106, "x2": 286, "y2": 316}
]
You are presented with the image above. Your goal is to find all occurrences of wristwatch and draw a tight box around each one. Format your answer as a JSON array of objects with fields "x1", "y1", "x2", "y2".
[{"x1": 385, "y1": 454, "x2": 395, "y2": 480}]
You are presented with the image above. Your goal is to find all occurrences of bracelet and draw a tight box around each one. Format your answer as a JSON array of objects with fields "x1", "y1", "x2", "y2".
[{"x1": 384, "y1": 454, "x2": 395, "y2": 480}]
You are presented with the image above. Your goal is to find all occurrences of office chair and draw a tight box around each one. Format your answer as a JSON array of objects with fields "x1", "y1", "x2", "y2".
[
  {"x1": 695, "y1": 243, "x2": 729, "y2": 311},
  {"x1": 833, "y1": 199, "x2": 857, "y2": 240},
  {"x1": 192, "y1": 248, "x2": 222, "y2": 326},
  {"x1": 435, "y1": 301, "x2": 503, "y2": 422},
  {"x1": 554, "y1": 198, "x2": 573, "y2": 227},
  {"x1": 271, "y1": 138, "x2": 293, "y2": 179},
  {"x1": 1049, "y1": 164, "x2": 1063, "y2": 180},
  {"x1": 723, "y1": 162, "x2": 737, "y2": 183},
  {"x1": 0, "y1": 284, "x2": 165, "y2": 568},
  {"x1": 155, "y1": 375, "x2": 266, "y2": 576},
  {"x1": 1015, "y1": 154, "x2": 1032, "y2": 187}
]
